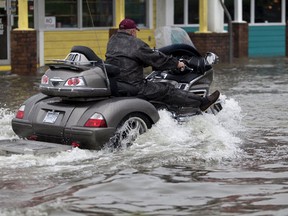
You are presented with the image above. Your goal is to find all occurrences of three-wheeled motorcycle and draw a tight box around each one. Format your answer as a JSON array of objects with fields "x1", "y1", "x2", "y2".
[{"x1": 10, "y1": 43, "x2": 221, "y2": 151}]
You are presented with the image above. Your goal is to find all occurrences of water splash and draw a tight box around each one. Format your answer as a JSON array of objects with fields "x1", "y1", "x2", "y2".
[
  {"x1": 0, "y1": 96, "x2": 244, "y2": 171},
  {"x1": 0, "y1": 97, "x2": 246, "y2": 216},
  {"x1": 122, "y1": 95, "x2": 244, "y2": 166},
  {"x1": 0, "y1": 108, "x2": 18, "y2": 139}
]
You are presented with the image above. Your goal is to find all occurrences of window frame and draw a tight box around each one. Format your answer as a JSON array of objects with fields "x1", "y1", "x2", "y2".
[
  {"x1": 41, "y1": 0, "x2": 153, "y2": 31},
  {"x1": 173, "y1": 0, "x2": 286, "y2": 27},
  {"x1": 125, "y1": 0, "x2": 152, "y2": 29},
  {"x1": 249, "y1": 0, "x2": 285, "y2": 26},
  {"x1": 173, "y1": 0, "x2": 199, "y2": 27}
]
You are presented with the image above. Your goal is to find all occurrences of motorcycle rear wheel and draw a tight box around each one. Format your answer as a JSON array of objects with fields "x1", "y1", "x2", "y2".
[{"x1": 109, "y1": 113, "x2": 152, "y2": 149}]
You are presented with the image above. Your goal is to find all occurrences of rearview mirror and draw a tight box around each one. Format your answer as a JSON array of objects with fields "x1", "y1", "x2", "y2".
[{"x1": 205, "y1": 52, "x2": 219, "y2": 65}]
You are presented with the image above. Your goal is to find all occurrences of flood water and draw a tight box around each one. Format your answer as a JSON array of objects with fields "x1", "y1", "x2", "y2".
[{"x1": 1, "y1": 58, "x2": 288, "y2": 215}]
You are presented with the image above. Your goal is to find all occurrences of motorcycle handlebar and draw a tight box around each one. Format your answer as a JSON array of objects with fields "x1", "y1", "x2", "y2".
[
  {"x1": 179, "y1": 64, "x2": 194, "y2": 72},
  {"x1": 179, "y1": 59, "x2": 194, "y2": 72}
]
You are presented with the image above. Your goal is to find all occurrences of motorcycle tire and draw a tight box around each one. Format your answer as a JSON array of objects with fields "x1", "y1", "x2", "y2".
[
  {"x1": 71, "y1": 45, "x2": 102, "y2": 62},
  {"x1": 109, "y1": 113, "x2": 152, "y2": 149}
]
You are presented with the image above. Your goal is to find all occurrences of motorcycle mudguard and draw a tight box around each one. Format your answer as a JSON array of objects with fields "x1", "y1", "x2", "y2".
[{"x1": 76, "y1": 97, "x2": 160, "y2": 127}]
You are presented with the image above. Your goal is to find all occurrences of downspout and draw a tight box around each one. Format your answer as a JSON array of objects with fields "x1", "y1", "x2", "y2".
[{"x1": 218, "y1": 0, "x2": 233, "y2": 63}]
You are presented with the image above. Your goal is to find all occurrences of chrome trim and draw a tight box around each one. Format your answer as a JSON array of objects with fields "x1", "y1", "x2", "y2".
[
  {"x1": 50, "y1": 78, "x2": 64, "y2": 82},
  {"x1": 40, "y1": 86, "x2": 109, "y2": 92}
]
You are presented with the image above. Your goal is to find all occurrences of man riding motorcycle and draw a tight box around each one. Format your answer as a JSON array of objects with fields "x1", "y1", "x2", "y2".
[{"x1": 105, "y1": 18, "x2": 220, "y2": 111}]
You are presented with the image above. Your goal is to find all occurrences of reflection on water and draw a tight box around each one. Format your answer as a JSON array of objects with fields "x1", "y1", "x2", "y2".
[
  {"x1": 1, "y1": 58, "x2": 288, "y2": 215},
  {"x1": 1, "y1": 74, "x2": 41, "y2": 110}
]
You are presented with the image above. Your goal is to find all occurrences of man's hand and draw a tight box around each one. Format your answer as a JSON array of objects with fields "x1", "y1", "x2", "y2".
[{"x1": 177, "y1": 61, "x2": 185, "y2": 71}]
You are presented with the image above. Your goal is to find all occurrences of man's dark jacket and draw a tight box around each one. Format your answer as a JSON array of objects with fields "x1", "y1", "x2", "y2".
[
  {"x1": 105, "y1": 31, "x2": 202, "y2": 107},
  {"x1": 105, "y1": 31, "x2": 179, "y2": 100}
]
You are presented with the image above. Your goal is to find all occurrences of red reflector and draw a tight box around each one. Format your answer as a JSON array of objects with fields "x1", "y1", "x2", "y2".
[
  {"x1": 71, "y1": 141, "x2": 80, "y2": 148},
  {"x1": 84, "y1": 113, "x2": 107, "y2": 128},
  {"x1": 16, "y1": 111, "x2": 24, "y2": 119},
  {"x1": 84, "y1": 119, "x2": 107, "y2": 127},
  {"x1": 67, "y1": 79, "x2": 74, "y2": 86},
  {"x1": 28, "y1": 135, "x2": 38, "y2": 141}
]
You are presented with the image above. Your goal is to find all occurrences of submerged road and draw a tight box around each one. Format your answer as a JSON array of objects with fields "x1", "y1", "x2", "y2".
[{"x1": 0, "y1": 57, "x2": 288, "y2": 215}]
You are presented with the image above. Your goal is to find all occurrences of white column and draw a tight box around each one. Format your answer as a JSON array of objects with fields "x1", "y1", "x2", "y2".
[
  {"x1": 148, "y1": 0, "x2": 153, "y2": 28},
  {"x1": 207, "y1": 0, "x2": 224, "y2": 32},
  {"x1": 234, "y1": 0, "x2": 243, "y2": 22},
  {"x1": 156, "y1": 0, "x2": 174, "y2": 27},
  {"x1": 250, "y1": 0, "x2": 255, "y2": 24},
  {"x1": 35, "y1": 0, "x2": 45, "y2": 66},
  {"x1": 282, "y1": 0, "x2": 285, "y2": 24}
]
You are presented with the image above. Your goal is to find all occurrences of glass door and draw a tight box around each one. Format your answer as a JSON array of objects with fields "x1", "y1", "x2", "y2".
[{"x1": 0, "y1": 0, "x2": 9, "y2": 64}]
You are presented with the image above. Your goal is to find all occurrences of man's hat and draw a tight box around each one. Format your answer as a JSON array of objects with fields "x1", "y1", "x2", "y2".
[{"x1": 119, "y1": 18, "x2": 140, "y2": 31}]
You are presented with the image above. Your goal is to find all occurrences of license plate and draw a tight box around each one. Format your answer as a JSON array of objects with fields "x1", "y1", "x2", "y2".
[{"x1": 43, "y1": 111, "x2": 60, "y2": 123}]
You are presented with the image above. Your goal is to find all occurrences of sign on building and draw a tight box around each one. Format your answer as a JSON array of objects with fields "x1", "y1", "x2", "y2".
[{"x1": 45, "y1": 16, "x2": 56, "y2": 29}]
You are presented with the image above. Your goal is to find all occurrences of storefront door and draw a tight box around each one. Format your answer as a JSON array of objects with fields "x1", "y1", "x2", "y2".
[{"x1": 0, "y1": 0, "x2": 9, "y2": 65}]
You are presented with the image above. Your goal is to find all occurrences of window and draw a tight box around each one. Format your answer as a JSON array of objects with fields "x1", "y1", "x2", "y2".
[
  {"x1": 174, "y1": 0, "x2": 199, "y2": 25},
  {"x1": 188, "y1": 0, "x2": 199, "y2": 24},
  {"x1": 174, "y1": 0, "x2": 184, "y2": 24},
  {"x1": 224, "y1": 0, "x2": 234, "y2": 23},
  {"x1": 243, "y1": 0, "x2": 250, "y2": 23},
  {"x1": 255, "y1": 0, "x2": 281, "y2": 23},
  {"x1": 45, "y1": 0, "x2": 113, "y2": 28},
  {"x1": 43, "y1": 0, "x2": 152, "y2": 29},
  {"x1": 125, "y1": 0, "x2": 148, "y2": 27},
  {"x1": 287, "y1": 0, "x2": 288, "y2": 22},
  {"x1": 45, "y1": 0, "x2": 77, "y2": 28},
  {"x1": 82, "y1": 0, "x2": 113, "y2": 27}
]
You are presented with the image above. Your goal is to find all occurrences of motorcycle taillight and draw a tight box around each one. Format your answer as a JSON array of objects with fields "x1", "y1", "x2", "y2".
[
  {"x1": 64, "y1": 77, "x2": 85, "y2": 86},
  {"x1": 16, "y1": 105, "x2": 25, "y2": 119},
  {"x1": 84, "y1": 113, "x2": 107, "y2": 128},
  {"x1": 41, "y1": 75, "x2": 49, "y2": 84}
]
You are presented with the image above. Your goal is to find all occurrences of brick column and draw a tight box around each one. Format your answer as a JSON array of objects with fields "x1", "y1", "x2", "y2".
[
  {"x1": 188, "y1": 32, "x2": 230, "y2": 63},
  {"x1": 232, "y1": 22, "x2": 248, "y2": 58},
  {"x1": 11, "y1": 30, "x2": 37, "y2": 75}
]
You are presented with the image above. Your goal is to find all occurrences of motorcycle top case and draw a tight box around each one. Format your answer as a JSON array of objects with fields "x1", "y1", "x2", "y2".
[{"x1": 40, "y1": 64, "x2": 111, "y2": 98}]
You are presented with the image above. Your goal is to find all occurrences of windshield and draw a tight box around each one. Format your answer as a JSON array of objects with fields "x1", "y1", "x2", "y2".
[{"x1": 155, "y1": 26, "x2": 195, "y2": 49}]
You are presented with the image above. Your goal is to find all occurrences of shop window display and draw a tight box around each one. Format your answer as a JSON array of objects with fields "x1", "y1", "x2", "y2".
[
  {"x1": 125, "y1": 0, "x2": 148, "y2": 28},
  {"x1": 45, "y1": 0, "x2": 77, "y2": 28},
  {"x1": 82, "y1": 0, "x2": 113, "y2": 27},
  {"x1": 174, "y1": 0, "x2": 199, "y2": 25}
]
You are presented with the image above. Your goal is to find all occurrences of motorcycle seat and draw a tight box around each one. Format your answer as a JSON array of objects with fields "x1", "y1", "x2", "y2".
[{"x1": 116, "y1": 81, "x2": 139, "y2": 97}]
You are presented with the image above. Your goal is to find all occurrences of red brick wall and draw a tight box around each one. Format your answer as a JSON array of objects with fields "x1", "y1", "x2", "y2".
[
  {"x1": 11, "y1": 30, "x2": 37, "y2": 75},
  {"x1": 188, "y1": 32, "x2": 230, "y2": 63}
]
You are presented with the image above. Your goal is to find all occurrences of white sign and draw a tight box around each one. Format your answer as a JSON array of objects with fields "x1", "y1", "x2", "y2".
[{"x1": 45, "y1": 16, "x2": 56, "y2": 29}]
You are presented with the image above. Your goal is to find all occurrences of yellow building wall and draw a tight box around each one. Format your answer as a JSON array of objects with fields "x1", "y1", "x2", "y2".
[
  {"x1": 0, "y1": 0, "x2": 160, "y2": 71},
  {"x1": 44, "y1": 29, "x2": 156, "y2": 63},
  {"x1": 44, "y1": 0, "x2": 158, "y2": 63},
  {"x1": 44, "y1": 30, "x2": 109, "y2": 62}
]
